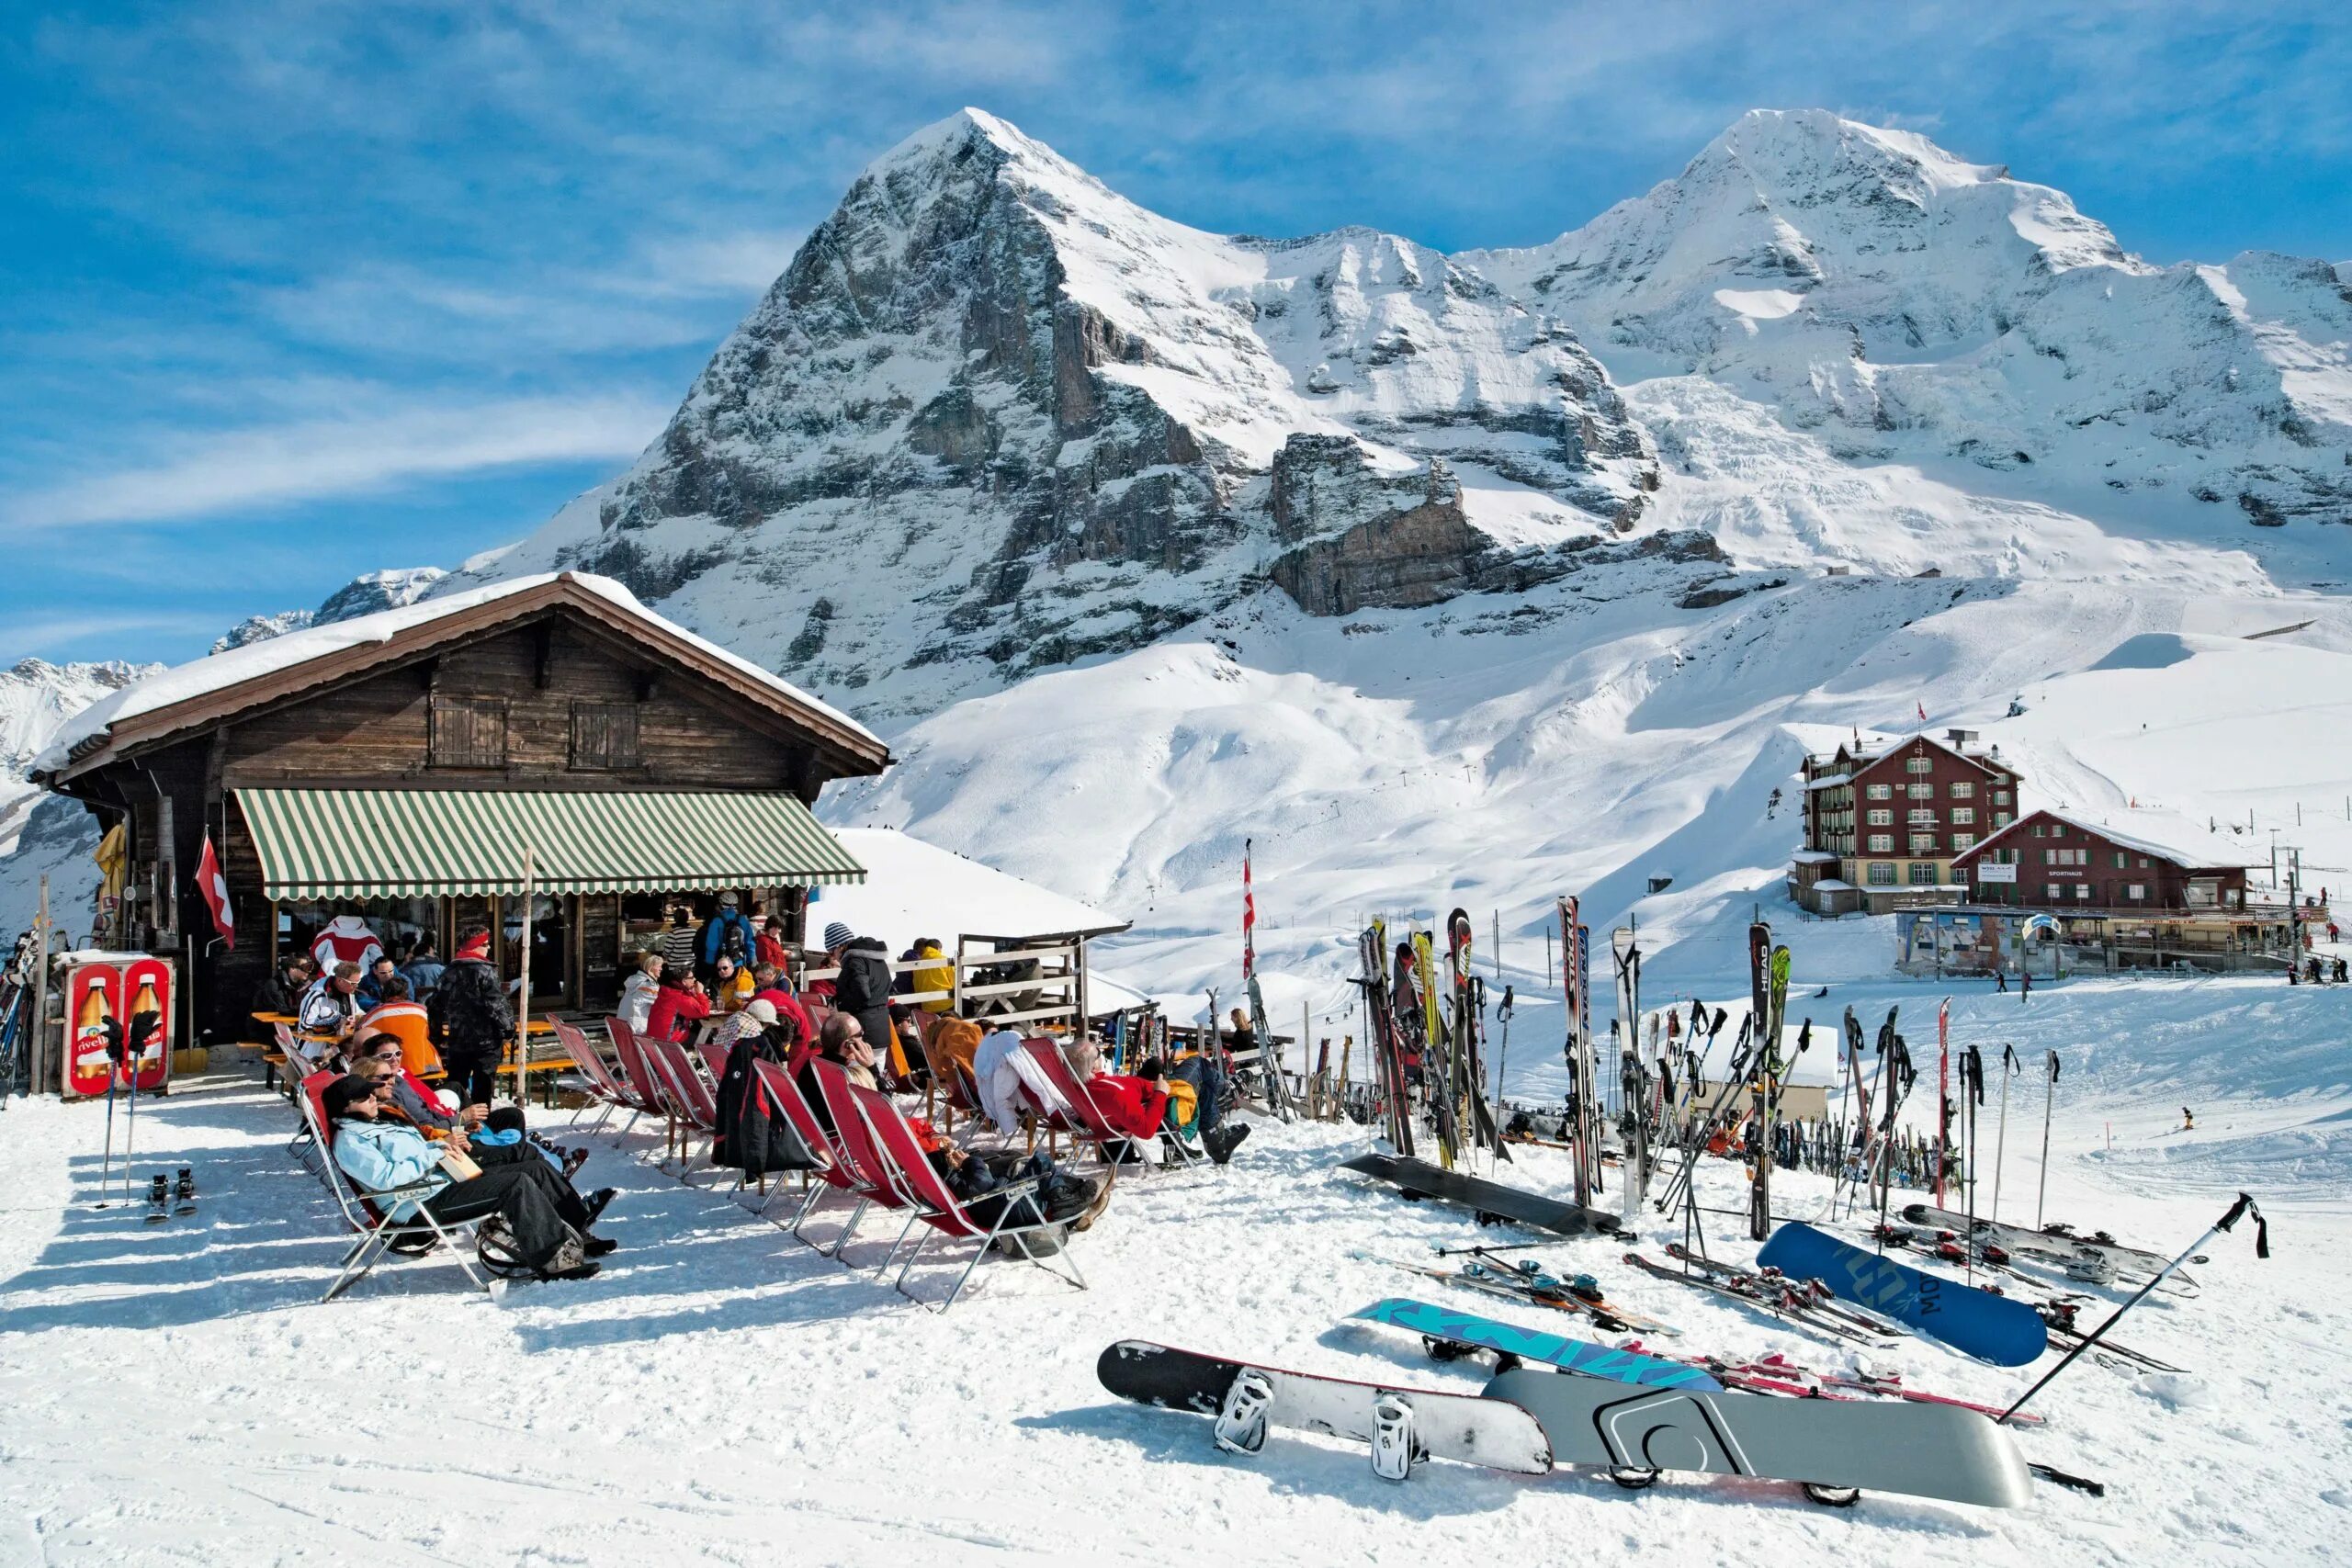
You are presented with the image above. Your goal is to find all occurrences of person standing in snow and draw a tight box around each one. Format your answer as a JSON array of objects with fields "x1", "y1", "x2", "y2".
[
  {"x1": 430, "y1": 929, "x2": 514, "y2": 1110},
  {"x1": 2018, "y1": 969, "x2": 2032, "y2": 1004},
  {"x1": 1995, "y1": 965, "x2": 2008, "y2": 993},
  {"x1": 659, "y1": 901, "x2": 701, "y2": 978},
  {"x1": 823, "y1": 921, "x2": 898, "y2": 1084}
]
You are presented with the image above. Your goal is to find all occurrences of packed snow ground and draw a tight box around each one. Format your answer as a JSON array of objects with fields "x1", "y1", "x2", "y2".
[{"x1": 2, "y1": 971, "x2": 2346, "y2": 1567}]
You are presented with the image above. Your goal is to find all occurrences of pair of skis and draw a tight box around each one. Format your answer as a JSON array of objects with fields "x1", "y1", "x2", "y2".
[
  {"x1": 1901, "y1": 1202, "x2": 2198, "y2": 1290},
  {"x1": 1352, "y1": 1247, "x2": 1674, "y2": 1336},
  {"x1": 1622, "y1": 1249, "x2": 1899, "y2": 1349}
]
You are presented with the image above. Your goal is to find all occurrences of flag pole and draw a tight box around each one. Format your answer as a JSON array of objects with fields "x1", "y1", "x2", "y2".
[{"x1": 514, "y1": 846, "x2": 534, "y2": 1108}]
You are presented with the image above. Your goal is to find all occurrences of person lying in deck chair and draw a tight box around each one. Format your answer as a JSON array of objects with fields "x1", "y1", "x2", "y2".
[
  {"x1": 798, "y1": 1012, "x2": 883, "y2": 1132},
  {"x1": 324, "y1": 1075, "x2": 614, "y2": 1281},
  {"x1": 348, "y1": 1035, "x2": 472, "y2": 1137},
  {"x1": 972, "y1": 1024, "x2": 1068, "y2": 1136},
  {"x1": 346, "y1": 1048, "x2": 598, "y2": 1184},
  {"x1": 1088, "y1": 1057, "x2": 1172, "y2": 1165}
]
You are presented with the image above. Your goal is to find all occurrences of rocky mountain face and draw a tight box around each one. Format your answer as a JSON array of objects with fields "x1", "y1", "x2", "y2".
[
  {"x1": 453, "y1": 108, "x2": 2350, "y2": 724},
  {"x1": 215, "y1": 567, "x2": 449, "y2": 652},
  {"x1": 459, "y1": 110, "x2": 1671, "y2": 717}
]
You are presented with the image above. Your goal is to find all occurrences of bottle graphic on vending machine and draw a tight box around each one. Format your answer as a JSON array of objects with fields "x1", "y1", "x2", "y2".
[
  {"x1": 74, "y1": 975, "x2": 114, "y2": 1082},
  {"x1": 130, "y1": 977, "x2": 161, "y2": 1065}
]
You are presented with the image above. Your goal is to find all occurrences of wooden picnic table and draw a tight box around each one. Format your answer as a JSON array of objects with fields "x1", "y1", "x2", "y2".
[{"x1": 497, "y1": 1019, "x2": 575, "y2": 1107}]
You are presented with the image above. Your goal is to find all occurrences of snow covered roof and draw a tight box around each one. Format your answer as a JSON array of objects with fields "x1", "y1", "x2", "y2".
[
  {"x1": 1791, "y1": 849, "x2": 1840, "y2": 863},
  {"x1": 808, "y1": 829, "x2": 1129, "y2": 952},
  {"x1": 1955, "y1": 807, "x2": 2255, "y2": 871},
  {"x1": 34, "y1": 572, "x2": 886, "y2": 777},
  {"x1": 1812, "y1": 878, "x2": 1856, "y2": 891},
  {"x1": 1804, "y1": 773, "x2": 1852, "y2": 791}
]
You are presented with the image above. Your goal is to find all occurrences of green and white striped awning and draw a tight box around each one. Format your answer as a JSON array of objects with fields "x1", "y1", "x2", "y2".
[{"x1": 236, "y1": 788, "x2": 865, "y2": 898}]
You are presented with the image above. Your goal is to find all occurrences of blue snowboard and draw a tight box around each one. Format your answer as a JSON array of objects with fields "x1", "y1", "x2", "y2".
[
  {"x1": 1356, "y1": 1299, "x2": 1721, "y2": 1391},
  {"x1": 1758, "y1": 1223, "x2": 2046, "y2": 1367}
]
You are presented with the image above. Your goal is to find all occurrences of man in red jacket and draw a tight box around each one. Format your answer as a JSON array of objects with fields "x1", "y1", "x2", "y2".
[{"x1": 1088, "y1": 1058, "x2": 1172, "y2": 1165}]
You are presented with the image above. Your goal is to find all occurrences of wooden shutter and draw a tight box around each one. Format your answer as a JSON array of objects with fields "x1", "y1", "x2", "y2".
[
  {"x1": 569, "y1": 701, "x2": 642, "y2": 771},
  {"x1": 430, "y1": 694, "x2": 508, "y2": 768}
]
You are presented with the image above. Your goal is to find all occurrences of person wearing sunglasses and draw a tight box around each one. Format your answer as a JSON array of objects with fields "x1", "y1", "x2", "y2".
[{"x1": 324, "y1": 1074, "x2": 613, "y2": 1281}]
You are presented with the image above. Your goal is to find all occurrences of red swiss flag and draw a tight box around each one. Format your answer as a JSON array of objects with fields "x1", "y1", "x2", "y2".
[{"x1": 197, "y1": 833, "x2": 234, "y2": 950}]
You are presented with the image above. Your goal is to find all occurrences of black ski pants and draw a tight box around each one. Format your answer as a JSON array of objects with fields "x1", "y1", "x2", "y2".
[
  {"x1": 423, "y1": 1158, "x2": 587, "y2": 1269},
  {"x1": 442, "y1": 1043, "x2": 501, "y2": 1110}
]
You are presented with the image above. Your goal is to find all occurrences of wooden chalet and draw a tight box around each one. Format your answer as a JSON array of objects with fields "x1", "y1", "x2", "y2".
[{"x1": 32, "y1": 572, "x2": 891, "y2": 1043}]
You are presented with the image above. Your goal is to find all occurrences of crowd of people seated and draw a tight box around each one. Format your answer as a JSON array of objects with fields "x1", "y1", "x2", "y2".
[{"x1": 288, "y1": 902, "x2": 1269, "y2": 1295}]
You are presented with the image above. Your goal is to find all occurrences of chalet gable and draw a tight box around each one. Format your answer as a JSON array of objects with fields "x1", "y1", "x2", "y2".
[{"x1": 37, "y1": 573, "x2": 889, "y2": 789}]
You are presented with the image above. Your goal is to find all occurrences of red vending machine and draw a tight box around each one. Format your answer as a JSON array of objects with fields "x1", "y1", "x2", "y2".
[{"x1": 61, "y1": 953, "x2": 172, "y2": 1101}]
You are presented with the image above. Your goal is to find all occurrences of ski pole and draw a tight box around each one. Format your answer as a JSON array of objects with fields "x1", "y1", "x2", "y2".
[
  {"x1": 95, "y1": 1055, "x2": 121, "y2": 1208},
  {"x1": 2000, "y1": 1193, "x2": 2267, "y2": 1425},
  {"x1": 1489, "y1": 984, "x2": 1513, "y2": 1151},
  {"x1": 120, "y1": 1036, "x2": 141, "y2": 1206},
  {"x1": 1962, "y1": 1044, "x2": 1983, "y2": 1283},
  {"x1": 1992, "y1": 1044, "x2": 2018, "y2": 1224},
  {"x1": 2035, "y1": 1050, "x2": 2060, "y2": 1230}
]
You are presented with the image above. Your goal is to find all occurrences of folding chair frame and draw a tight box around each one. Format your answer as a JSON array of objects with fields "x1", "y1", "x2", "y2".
[{"x1": 293, "y1": 1074, "x2": 493, "y2": 1303}]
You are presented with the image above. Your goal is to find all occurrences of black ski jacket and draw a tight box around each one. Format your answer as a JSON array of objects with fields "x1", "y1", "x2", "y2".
[
  {"x1": 831, "y1": 937, "x2": 896, "y2": 1048},
  {"x1": 429, "y1": 957, "x2": 513, "y2": 1053}
]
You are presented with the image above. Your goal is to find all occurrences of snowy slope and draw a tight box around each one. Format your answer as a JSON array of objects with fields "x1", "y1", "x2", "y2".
[
  {"x1": 0, "y1": 965, "x2": 2343, "y2": 1566},
  {"x1": 824, "y1": 560, "x2": 2352, "y2": 1013}
]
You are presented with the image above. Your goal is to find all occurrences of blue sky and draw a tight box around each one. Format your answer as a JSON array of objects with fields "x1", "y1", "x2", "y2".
[{"x1": 6, "y1": 0, "x2": 2346, "y2": 667}]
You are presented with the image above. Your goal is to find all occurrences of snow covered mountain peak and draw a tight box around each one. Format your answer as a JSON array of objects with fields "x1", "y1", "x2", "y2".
[{"x1": 462, "y1": 109, "x2": 1662, "y2": 717}]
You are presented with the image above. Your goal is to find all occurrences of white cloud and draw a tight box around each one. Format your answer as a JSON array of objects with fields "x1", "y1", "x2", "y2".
[{"x1": 6, "y1": 391, "x2": 670, "y2": 532}]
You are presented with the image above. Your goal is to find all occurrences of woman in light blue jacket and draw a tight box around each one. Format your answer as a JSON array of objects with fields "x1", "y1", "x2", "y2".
[{"x1": 325, "y1": 1076, "x2": 612, "y2": 1280}]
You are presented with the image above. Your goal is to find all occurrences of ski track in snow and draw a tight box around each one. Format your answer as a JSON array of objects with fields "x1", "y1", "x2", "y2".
[{"x1": 3, "y1": 975, "x2": 2348, "y2": 1566}]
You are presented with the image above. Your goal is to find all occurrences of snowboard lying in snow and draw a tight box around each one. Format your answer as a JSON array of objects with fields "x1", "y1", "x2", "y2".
[
  {"x1": 1354, "y1": 1298, "x2": 1718, "y2": 1391},
  {"x1": 1485, "y1": 1366, "x2": 2036, "y2": 1507},
  {"x1": 1340, "y1": 1153, "x2": 1621, "y2": 1236},
  {"x1": 1758, "y1": 1222, "x2": 2048, "y2": 1367},
  {"x1": 1097, "y1": 1340, "x2": 1552, "y2": 1477}
]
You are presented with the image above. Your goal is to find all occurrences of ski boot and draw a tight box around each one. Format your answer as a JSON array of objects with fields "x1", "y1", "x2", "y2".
[
  {"x1": 174, "y1": 1168, "x2": 197, "y2": 1215},
  {"x1": 144, "y1": 1173, "x2": 170, "y2": 1223},
  {"x1": 1370, "y1": 1393, "x2": 1421, "y2": 1483},
  {"x1": 1213, "y1": 1368, "x2": 1274, "y2": 1455}
]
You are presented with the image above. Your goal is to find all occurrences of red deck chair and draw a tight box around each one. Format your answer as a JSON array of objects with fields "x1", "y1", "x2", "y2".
[
  {"x1": 607, "y1": 1017, "x2": 666, "y2": 1114},
  {"x1": 1017, "y1": 1038, "x2": 1123, "y2": 1161},
  {"x1": 1023, "y1": 1039, "x2": 1199, "y2": 1172},
  {"x1": 696, "y1": 1037, "x2": 731, "y2": 1089},
  {"x1": 551, "y1": 1018, "x2": 637, "y2": 1135},
  {"x1": 615, "y1": 1018, "x2": 692, "y2": 1158},
  {"x1": 849, "y1": 1080, "x2": 1087, "y2": 1312},
  {"x1": 295, "y1": 1069, "x2": 492, "y2": 1303},
  {"x1": 802, "y1": 1059, "x2": 923, "y2": 1271},
  {"x1": 645, "y1": 1039, "x2": 722, "y2": 1182},
  {"x1": 746, "y1": 1057, "x2": 888, "y2": 1257}
]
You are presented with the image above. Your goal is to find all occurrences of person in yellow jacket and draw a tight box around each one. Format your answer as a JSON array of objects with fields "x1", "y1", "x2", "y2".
[{"x1": 910, "y1": 938, "x2": 955, "y2": 1013}]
